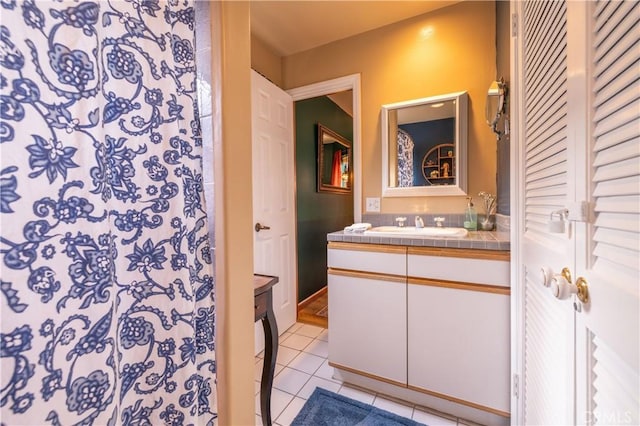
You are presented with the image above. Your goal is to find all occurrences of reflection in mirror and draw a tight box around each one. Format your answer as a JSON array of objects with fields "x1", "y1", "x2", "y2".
[
  {"x1": 382, "y1": 91, "x2": 468, "y2": 197},
  {"x1": 317, "y1": 123, "x2": 352, "y2": 194}
]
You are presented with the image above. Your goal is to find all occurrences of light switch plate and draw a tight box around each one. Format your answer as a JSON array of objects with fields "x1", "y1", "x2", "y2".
[{"x1": 366, "y1": 197, "x2": 380, "y2": 212}]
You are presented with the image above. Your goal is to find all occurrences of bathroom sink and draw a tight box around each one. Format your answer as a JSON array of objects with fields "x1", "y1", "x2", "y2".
[{"x1": 364, "y1": 226, "x2": 468, "y2": 238}]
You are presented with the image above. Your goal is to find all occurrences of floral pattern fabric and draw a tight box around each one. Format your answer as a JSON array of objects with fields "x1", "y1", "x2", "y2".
[
  {"x1": 0, "y1": 1, "x2": 216, "y2": 424},
  {"x1": 397, "y1": 129, "x2": 414, "y2": 187}
]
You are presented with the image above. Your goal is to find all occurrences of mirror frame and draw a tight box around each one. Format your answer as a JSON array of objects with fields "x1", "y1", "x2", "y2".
[
  {"x1": 317, "y1": 123, "x2": 352, "y2": 194},
  {"x1": 381, "y1": 91, "x2": 468, "y2": 197}
]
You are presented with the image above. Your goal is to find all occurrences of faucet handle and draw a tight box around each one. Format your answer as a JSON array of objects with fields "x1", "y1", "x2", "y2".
[
  {"x1": 395, "y1": 216, "x2": 407, "y2": 227},
  {"x1": 434, "y1": 217, "x2": 445, "y2": 227}
]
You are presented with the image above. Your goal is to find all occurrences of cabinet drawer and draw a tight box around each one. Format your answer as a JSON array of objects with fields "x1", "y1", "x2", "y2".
[
  {"x1": 254, "y1": 292, "x2": 268, "y2": 321},
  {"x1": 408, "y1": 250, "x2": 509, "y2": 287},
  {"x1": 327, "y1": 242, "x2": 406, "y2": 276}
]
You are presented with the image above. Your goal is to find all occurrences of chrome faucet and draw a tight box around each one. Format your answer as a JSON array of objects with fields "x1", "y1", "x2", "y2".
[
  {"x1": 434, "y1": 217, "x2": 445, "y2": 228},
  {"x1": 415, "y1": 216, "x2": 424, "y2": 228}
]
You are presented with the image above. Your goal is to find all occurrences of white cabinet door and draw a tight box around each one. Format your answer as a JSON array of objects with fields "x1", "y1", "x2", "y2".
[
  {"x1": 328, "y1": 269, "x2": 407, "y2": 385},
  {"x1": 407, "y1": 281, "x2": 510, "y2": 416}
]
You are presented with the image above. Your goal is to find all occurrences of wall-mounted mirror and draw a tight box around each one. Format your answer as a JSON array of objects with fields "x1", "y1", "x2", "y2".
[
  {"x1": 486, "y1": 78, "x2": 508, "y2": 138},
  {"x1": 381, "y1": 91, "x2": 468, "y2": 197},
  {"x1": 317, "y1": 123, "x2": 352, "y2": 194}
]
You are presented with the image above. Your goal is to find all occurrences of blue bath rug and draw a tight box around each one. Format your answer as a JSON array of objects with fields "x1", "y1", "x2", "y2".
[{"x1": 291, "y1": 387, "x2": 426, "y2": 426}]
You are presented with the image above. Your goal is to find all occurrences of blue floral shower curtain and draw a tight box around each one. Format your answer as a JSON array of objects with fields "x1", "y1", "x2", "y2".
[
  {"x1": 0, "y1": 1, "x2": 216, "y2": 424},
  {"x1": 397, "y1": 129, "x2": 414, "y2": 187}
]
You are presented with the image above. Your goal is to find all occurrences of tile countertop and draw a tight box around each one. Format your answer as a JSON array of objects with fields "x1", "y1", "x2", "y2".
[{"x1": 327, "y1": 230, "x2": 510, "y2": 251}]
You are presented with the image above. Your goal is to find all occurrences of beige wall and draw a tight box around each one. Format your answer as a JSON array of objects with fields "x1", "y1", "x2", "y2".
[
  {"x1": 251, "y1": 35, "x2": 283, "y2": 87},
  {"x1": 214, "y1": 2, "x2": 255, "y2": 425},
  {"x1": 496, "y1": 1, "x2": 510, "y2": 84},
  {"x1": 282, "y1": 1, "x2": 497, "y2": 214}
]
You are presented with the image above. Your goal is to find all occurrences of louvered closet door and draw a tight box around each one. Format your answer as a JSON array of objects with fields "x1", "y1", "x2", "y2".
[
  {"x1": 518, "y1": 0, "x2": 640, "y2": 424},
  {"x1": 575, "y1": 1, "x2": 640, "y2": 424},
  {"x1": 520, "y1": 1, "x2": 575, "y2": 424}
]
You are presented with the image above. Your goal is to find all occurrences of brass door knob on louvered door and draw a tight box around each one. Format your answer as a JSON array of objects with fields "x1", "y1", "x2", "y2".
[{"x1": 549, "y1": 267, "x2": 589, "y2": 304}]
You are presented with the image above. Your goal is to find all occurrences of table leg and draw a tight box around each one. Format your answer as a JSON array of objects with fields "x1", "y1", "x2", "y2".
[{"x1": 260, "y1": 293, "x2": 278, "y2": 426}]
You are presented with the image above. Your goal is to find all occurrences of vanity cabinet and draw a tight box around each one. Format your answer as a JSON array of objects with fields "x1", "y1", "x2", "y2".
[
  {"x1": 327, "y1": 243, "x2": 407, "y2": 384},
  {"x1": 407, "y1": 247, "x2": 510, "y2": 416},
  {"x1": 327, "y1": 242, "x2": 511, "y2": 421}
]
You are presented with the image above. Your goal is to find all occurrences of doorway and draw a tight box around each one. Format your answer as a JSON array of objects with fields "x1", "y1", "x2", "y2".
[
  {"x1": 288, "y1": 75, "x2": 362, "y2": 328},
  {"x1": 297, "y1": 289, "x2": 328, "y2": 328}
]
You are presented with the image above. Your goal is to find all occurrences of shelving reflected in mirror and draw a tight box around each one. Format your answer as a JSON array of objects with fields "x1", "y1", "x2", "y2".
[{"x1": 381, "y1": 91, "x2": 468, "y2": 197}]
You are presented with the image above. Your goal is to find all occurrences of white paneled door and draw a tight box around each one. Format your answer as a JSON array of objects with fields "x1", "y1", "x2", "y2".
[
  {"x1": 514, "y1": 1, "x2": 639, "y2": 424},
  {"x1": 251, "y1": 71, "x2": 296, "y2": 353}
]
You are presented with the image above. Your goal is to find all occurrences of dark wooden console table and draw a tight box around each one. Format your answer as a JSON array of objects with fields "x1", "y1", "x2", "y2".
[{"x1": 254, "y1": 274, "x2": 279, "y2": 426}]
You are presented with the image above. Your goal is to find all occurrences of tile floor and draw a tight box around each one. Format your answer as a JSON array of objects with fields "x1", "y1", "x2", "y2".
[{"x1": 255, "y1": 322, "x2": 480, "y2": 426}]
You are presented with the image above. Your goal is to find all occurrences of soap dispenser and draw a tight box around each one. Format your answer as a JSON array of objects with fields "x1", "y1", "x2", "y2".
[{"x1": 464, "y1": 197, "x2": 478, "y2": 231}]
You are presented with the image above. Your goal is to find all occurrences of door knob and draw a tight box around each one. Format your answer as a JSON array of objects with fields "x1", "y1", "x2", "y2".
[
  {"x1": 549, "y1": 267, "x2": 589, "y2": 304},
  {"x1": 255, "y1": 223, "x2": 271, "y2": 232},
  {"x1": 541, "y1": 266, "x2": 569, "y2": 287},
  {"x1": 550, "y1": 272, "x2": 576, "y2": 300},
  {"x1": 540, "y1": 266, "x2": 554, "y2": 287},
  {"x1": 574, "y1": 277, "x2": 589, "y2": 304}
]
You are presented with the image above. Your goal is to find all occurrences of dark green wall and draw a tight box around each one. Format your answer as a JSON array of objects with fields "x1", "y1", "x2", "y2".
[{"x1": 296, "y1": 96, "x2": 353, "y2": 303}]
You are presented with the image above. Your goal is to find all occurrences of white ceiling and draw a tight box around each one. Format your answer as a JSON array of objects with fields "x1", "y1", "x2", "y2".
[{"x1": 250, "y1": 1, "x2": 461, "y2": 57}]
